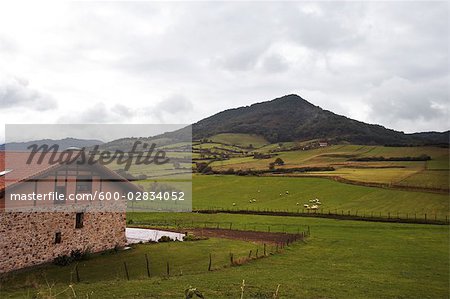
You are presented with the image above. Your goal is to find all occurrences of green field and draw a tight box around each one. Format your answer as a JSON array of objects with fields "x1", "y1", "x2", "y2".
[
  {"x1": 2, "y1": 213, "x2": 448, "y2": 298},
  {"x1": 1, "y1": 237, "x2": 261, "y2": 295},
  {"x1": 209, "y1": 133, "x2": 269, "y2": 148},
  {"x1": 206, "y1": 144, "x2": 449, "y2": 190},
  {"x1": 191, "y1": 175, "x2": 449, "y2": 219},
  {"x1": 2, "y1": 138, "x2": 448, "y2": 298}
]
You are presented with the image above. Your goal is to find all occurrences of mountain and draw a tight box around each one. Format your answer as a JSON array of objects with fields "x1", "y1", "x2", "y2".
[
  {"x1": 3, "y1": 138, "x2": 104, "y2": 151},
  {"x1": 190, "y1": 94, "x2": 448, "y2": 145}
]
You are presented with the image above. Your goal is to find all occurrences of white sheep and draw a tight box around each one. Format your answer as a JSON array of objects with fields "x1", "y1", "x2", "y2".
[
  {"x1": 249, "y1": 200, "x2": 252, "y2": 203},
  {"x1": 252, "y1": 199, "x2": 256, "y2": 202},
  {"x1": 285, "y1": 191, "x2": 289, "y2": 195},
  {"x1": 310, "y1": 205, "x2": 319, "y2": 210},
  {"x1": 296, "y1": 202, "x2": 299, "y2": 205},
  {"x1": 303, "y1": 204, "x2": 309, "y2": 208},
  {"x1": 232, "y1": 203, "x2": 236, "y2": 206}
]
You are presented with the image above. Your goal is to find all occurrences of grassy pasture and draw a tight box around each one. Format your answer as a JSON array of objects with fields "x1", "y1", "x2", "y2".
[
  {"x1": 1, "y1": 238, "x2": 263, "y2": 297},
  {"x1": 192, "y1": 175, "x2": 449, "y2": 219},
  {"x1": 397, "y1": 170, "x2": 449, "y2": 190},
  {"x1": 304, "y1": 167, "x2": 421, "y2": 184},
  {"x1": 209, "y1": 133, "x2": 269, "y2": 148},
  {"x1": 3, "y1": 213, "x2": 448, "y2": 298}
]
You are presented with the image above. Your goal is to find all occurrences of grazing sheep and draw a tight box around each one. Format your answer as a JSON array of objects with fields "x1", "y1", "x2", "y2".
[
  {"x1": 296, "y1": 202, "x2": 299, "y2": 205},
  {"x1": 232, "y1": 203, "x2": 236, "y2": 206},
  {"x1": 257, "y1": 190, "x2": 260, "y2": 193},
  {"x1": 309, "y1": 199, "x2": 314, "y2": 203},
  {"x1": 249, "y1": 200, "x2": 252, "y2": 203},
  {"x1": 252, "y1": 199, "x2": 256, "y2": 202},
  {"x1": 279, "y1": 193, "x2": 282, "y2": 196},
  {"x1": 285, "y1": 191, "x2": 289, "y2": 195},
  {"x1": 310, "y1": 205, "x2": 319, "y2": 210},
  {"x1": 304, "y1": 204, "x2": 309, "y2": 208}
]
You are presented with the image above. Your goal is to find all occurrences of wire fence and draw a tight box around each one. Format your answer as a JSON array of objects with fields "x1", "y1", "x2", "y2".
[
  {"x1": 129, "y1": 219, "x2": 310, "y2": 235},
  {"x1": 191, "y1": 207, "x2": 450, "y2": 225}
]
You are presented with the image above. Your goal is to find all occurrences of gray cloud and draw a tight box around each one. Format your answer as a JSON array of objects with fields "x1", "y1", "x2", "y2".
[
  {"x1": 154, "y1": 95, "x2": 193, "y2": 114},
  {"x1": 57, "y1": 103, "x2": 133, "y2": 124},
  {"x1": 0, "y1": 1, "x2": 448, "y2": 134},
  {"x1": 0, "y1": 77, "x2": 57, "y2": 111},
  {"x1": 366, "y1": 76, "x2": 448, "y2": 130}
]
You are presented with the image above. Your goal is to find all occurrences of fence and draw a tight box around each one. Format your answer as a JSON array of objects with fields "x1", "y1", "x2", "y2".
[
  {"x1": 129, "y1": 219, "x2": 310, "y2": 235},
  {"x1": 191, "y1": 207, "x2": 450, "y2": 225}
]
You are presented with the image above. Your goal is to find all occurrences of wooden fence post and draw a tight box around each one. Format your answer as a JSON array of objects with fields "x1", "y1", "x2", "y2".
[
  {"x1": 264, "y1": 244, "x2": 266, "y2": 256},
  {"x1": 166, "y1": 261, "x2": 170, "y2": 276},
  {"x1": 248, "y1": 250, "x2": 252, "y2": 258},
  {"x1": 145, "y1": 254, "x2": 150, "y2": 277},
  {"x1": 208, "y1": 253, "x2": 212, "y2": 271},
  {"x1": 75, "y1": 264, "x2": 80, "y2": 283},
  {"x1": 124, "y1": 262, "x2": 130, "y2": 281}
]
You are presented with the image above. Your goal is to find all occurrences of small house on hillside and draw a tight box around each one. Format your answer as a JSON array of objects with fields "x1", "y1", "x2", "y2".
[
  {"x1": 0, "y1": 151, "x2": 141, "y2": 273},
  {"x1": 318, "y1": 141, "x2": 328, "y2": 147}
]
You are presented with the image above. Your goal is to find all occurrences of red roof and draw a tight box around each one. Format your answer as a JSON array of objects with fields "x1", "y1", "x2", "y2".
[
  {"x1": 0, "y1": 151, "x2": 59, "y2": 192},
  {"x1": 0, "y1": 151, "x2": 141, "y2": 193}
]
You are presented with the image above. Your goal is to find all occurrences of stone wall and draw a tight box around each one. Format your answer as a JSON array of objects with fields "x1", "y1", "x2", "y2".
[{"x1": 0, "y1": 211, "x2": 126, "y2": 273}]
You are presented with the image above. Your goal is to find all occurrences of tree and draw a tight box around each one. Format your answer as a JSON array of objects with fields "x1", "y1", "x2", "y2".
[{"x1": 274, "y1": 157, "x2": 284, "y2": 166}]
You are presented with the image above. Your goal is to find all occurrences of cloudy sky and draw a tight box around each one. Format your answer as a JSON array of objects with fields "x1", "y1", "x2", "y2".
[{"x1": 0, "y1": 1, "x2": 448, "y2": 142}]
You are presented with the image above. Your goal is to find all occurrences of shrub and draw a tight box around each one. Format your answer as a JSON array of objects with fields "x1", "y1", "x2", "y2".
[
  {"x1": 183, "y1": 234, "x2": 209, "y2": 241},
  {"x1": 53, "y1": 248, "x2": 91, "y2": 266},
  {"x1": 158, "y1": 236, "x2": 174, "y2": 243},
  {"x1": 53, "y1": 254, "x2": 72, "y2": 266}
]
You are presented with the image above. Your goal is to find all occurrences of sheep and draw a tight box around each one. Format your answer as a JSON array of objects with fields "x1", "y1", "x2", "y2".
[
  {"x1": 257, "y1": 190, "x2": 260, "y2": 193},
  {"x1": 232, "y1": 203, "x2": 236, "y2": 206},
  {"x1": 296, "y1": 202, "x2": 299, "y2": 206},
  {"x1": 285, "y1": 191, "x2": 289, "y2": 195},
  {"x1": 279, "y1": 193, "x2": 282, "y2": 196},
  {"x1": 252, "y1": 199, "x2": 256, "y2": 202},
  {"x1": 303, "y1": 204, "x2": 309, "y2": 208},
  {"x1": 310, "y1": 205, "x2": 319, "y2": 210}
]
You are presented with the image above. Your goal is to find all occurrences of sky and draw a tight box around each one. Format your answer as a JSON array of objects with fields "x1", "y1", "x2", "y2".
[{"x1": 0, "y1": 1, "x2": 448, "y2": 143}]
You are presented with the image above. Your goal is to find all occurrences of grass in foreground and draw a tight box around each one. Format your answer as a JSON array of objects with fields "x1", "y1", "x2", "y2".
[{"x1": 3, "y1": 213, "x2": 447, "y2": 298}]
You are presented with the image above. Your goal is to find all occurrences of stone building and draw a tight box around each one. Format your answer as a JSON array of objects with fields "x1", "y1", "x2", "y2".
[{"x1": 0, "y1": 151, "x2": 140, "y2": 273}]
